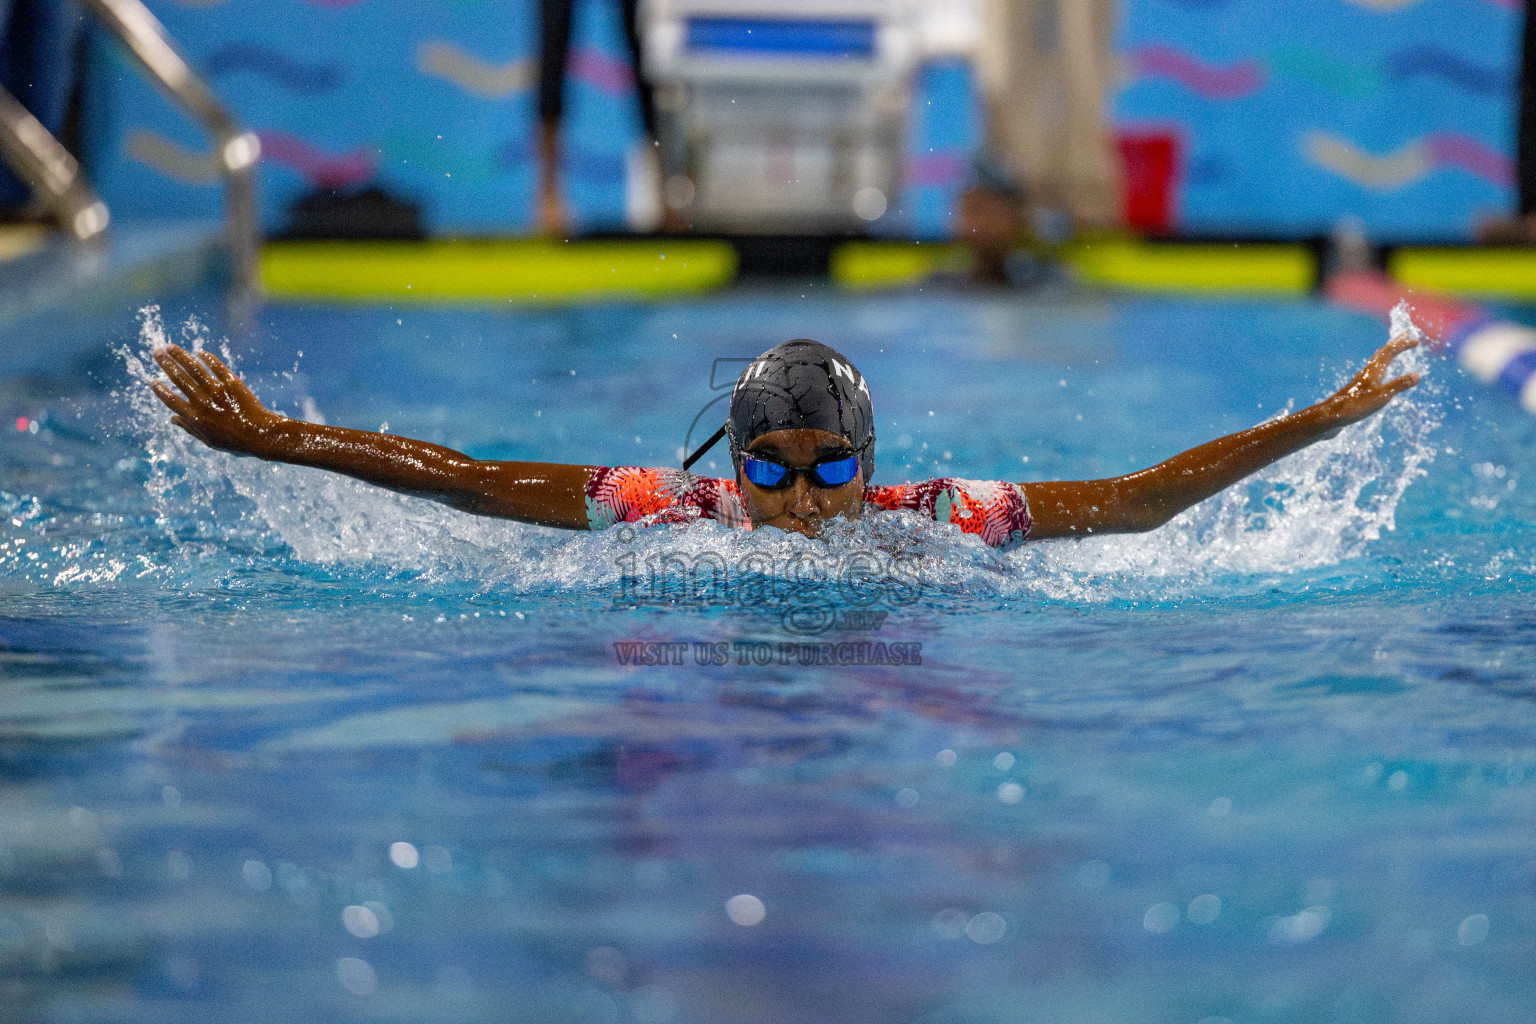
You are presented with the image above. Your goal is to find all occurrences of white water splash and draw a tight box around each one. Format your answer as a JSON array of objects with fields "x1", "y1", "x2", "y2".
[
  {"x1": 1389, "y1": 299, "x2": 1429, "y2": 348},
  {"x1": 1003, "y1": 310, "x2": 1439, "y2": 600},
  {"x1": 120, "y1": 308, "x2": 1440, "y2": 603}
]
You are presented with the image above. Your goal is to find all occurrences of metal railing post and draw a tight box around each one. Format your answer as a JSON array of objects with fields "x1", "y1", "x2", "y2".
[
  {"x1": 82, "y1": 0, "x2": 262, "y2": 300},
  {"x1": 0, "y1": 86, "x2": 109, "y2": 240}
]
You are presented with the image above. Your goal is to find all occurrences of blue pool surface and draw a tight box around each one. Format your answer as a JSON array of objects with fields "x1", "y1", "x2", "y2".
[{"x1": 1, "y1": 280, "x2": 1534, "y2": 1023}]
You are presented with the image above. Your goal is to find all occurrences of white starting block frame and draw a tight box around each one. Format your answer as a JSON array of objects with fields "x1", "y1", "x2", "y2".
[{"x1": 641, "y1": 0, "x2": 928, "y2": 232}]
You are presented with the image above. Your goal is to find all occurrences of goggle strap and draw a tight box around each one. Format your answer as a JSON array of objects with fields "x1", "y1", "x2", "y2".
[{"x1": 682, "y1": 422, "x2": 728, "y2": 472}]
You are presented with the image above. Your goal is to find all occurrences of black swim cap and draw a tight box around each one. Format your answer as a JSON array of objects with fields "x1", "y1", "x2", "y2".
[{"x1": 728, "y1": 339, "x2": 875, "y2": 483}]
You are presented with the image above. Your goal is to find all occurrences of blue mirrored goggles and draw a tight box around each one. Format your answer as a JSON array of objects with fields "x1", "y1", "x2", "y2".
[{"x1": 741, "y1": 452, "x2": 861, "y2": 490}]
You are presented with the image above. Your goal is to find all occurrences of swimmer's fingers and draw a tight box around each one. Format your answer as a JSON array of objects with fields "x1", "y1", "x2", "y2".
[
  {"x1": 156, "y1": 345, "x2": 219, "y2": 399},
  {"x1": 165, "y1": 344, "x2": 220, "y2": 391},
  {"x1": 153, "y1": 348, "x2": 204, "y2": 401},
  {"x1": 150, "y1": 380, "x2": 194, "y2": 420},
  {"x1": 1338, "y1": 334, "x2": 1421, "y2": 402},
  {"x1": 194, "y1": 349, "x2": 271, "y2": 416},
  {"x1": 1365, "y1": 334, "x2": 1420, "y2": 379},
  {"x1": 1376, "y1": 333, "x2": 1420, "y2": 365},
  {"x1": 1354, "y1": 371, "x2": 1420, "y2": 418},
  {"x1": 1384, "y1": 371, "x2": 1421, "y2": 398},
  {"x1": 197, "y1": 349, "x2": 241, "y2": 388}
]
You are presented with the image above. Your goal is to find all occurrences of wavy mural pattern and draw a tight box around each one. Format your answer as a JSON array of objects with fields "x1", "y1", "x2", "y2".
[
  {"x1": 1425, "y1": 132, "x2": 1514, "y2": 185},
  {"x1": 203, "y1": 43, "x2": 342, "y2": 93},
  {"x1": 173, "y1": 0, "x2": 366, "y2": 7},
  {"x1": 905, "y1": 152, "x2": 966, "y2": 187},
  {"x1": 257, "y1": 131, "x2": 376, "y2": 189},
  {"x1": 1266, "y1": 47, "x2": 1379, "y2": 97},
  {"x1": 1342, "y1": 0, "x2": 1517, "y2": 9},
  {"x1": 123, "y1": 0, "x2": 1516, "y2": 237},
  {"x1": 416, "y1": 43, "x2": 631, "y2": 99},
  {"x1": 1385, "y1": 45, "x2": 1508, "y2": 95},
  {"x1": 497, "y1": 138, "x2": 626, "y2": 180},
  {"x1": 417, "y1": 42, "x2": 535, "y2": 97},
  {"x1": 1134, "y1": 44, "x2": 1508, "y2": 100},
  {"x1": 124, "y1": 130, "x2": 221, "y2": 183},
  {"x1": 380, "y1": 133, "x2": 500, "y2": 183},
  {"x1": 1129, "y1": 45, "x2": 1264, "y2": 99},
  {"x1": 568, "y1": 46, "x2": 635, "y2": 96},
  {"x1": 1305, "y1": 131, "x2": 1513, "y2": 190},
  {"x1": 131, "y1": 128, "x2": 378, "y2": 189},
  {"x1": 1305, "y1": 133, "x2": 1429, "y2": 188}
]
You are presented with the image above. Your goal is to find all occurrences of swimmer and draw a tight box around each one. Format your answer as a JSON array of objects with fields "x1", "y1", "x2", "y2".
[{"x1": 149, "y1": 335, "x2": 1420, "y2": 548}]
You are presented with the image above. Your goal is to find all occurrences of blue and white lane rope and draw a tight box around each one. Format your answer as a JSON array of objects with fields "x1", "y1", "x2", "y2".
[
  {"x1": 1328, "y1": 269, "x2": 1536, "y2": 416},
  {"x1": 1446, "y1": 317, "x2": 1536, "y2": 415}
]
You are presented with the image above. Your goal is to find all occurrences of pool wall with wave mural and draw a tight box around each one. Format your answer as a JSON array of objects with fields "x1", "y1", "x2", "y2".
[
  {"x1": 81, "y1": 0, "x2": 1520, "y2": 241},
  {"x1": 1115, "y1": 0, "x2": 1518, "y2": 241}
]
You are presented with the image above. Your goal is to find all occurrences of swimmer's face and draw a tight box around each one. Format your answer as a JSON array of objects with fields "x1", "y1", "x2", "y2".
[{"x1": 738, "y1": 428, "x2": 864, "y2": 538}]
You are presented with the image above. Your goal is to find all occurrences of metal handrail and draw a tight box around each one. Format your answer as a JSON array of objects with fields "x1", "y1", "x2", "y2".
[
  {"x1": 83, "y1": 0, "x2": 261, "y2": 300},
  {"x1": 0, "y1": 0, "x2": 260, "y2": 297},
  {"x1": 0, "y1": 86, "x2": 110, "y2": 240}
]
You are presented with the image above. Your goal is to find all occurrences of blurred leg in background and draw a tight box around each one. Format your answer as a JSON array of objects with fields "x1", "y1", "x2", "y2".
[
  {"x1": 537, "y1": 0, "x2": 658, "y2": 235},
  {"x1": 618, "y1": 0, "x2": 656, "y2": 146},
  {"x1": 1524, "y1": 0, "x2": 1534, "y2": 223},
  {"x1": 976, "y1": 0, "x2": 1121, "y2": 236},
  {"x1": 0, "y1": 0, "x2": 84, "y2": 217},
  {"x1": 1524, "y1": 2, "x2": 1535, "y2": 225},
  {"x1": 1479, "y1": 3, "x2": 1534, "y2": 243},
  {"x1": 1515, "y1": 0, "x2": 1534, "y2": 238},
  {"x1": 536, "y1": 0, "x2": 574, "y2": 234}
]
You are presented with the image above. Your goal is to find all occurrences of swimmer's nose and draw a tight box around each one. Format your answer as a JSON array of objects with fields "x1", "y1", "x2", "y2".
[{"x1": 788, "y1": 479, "x2": 819, "y2": 517}]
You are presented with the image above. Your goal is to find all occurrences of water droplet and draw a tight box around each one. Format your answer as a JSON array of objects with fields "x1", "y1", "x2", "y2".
[
  {"x1": 1457, "y1": 913, "x2": 1489, "y2": 945},
  {"x1": 965, "y1": 912, "x2": 1006, "y2": 944},
  {"x1": 343, "y1": 905, "x2": 381, "y2": 939},
  {"x1": 1187, "y1": 894, "x2": 1221, "y2": 924},
  {"x1": 241, "y1": 859, "x2": 272, "y2": 891},
  {"x1": 726, "y1": 894, "x2": 765, "y2": 926},
  {"x1": 931, "y1": 908, "x2": 968, "y2": 939},
  {"x1": 336, "y1": 957, "x2": 377, "y2": 995},
  {"x1": 1143, "y1": 903, "x2": 1179, "y2": 933}
]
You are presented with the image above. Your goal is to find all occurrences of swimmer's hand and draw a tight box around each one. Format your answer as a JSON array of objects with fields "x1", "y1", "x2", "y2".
[
  {"x1": 1315, "y1": 332, "x2": 1422, "y2": 437},
  {"x1": 150, "y1": 345, "x2": 282, "y2": 456},
  {"x1": 148, "y1": 343, "x2": 593, "y2": 529},
  {"x1": 1023, "y1": 334, "x2": 1421, "y2": 540}
]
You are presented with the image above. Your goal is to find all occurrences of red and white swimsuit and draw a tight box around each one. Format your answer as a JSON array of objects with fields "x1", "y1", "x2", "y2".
[{"x1": 584, "y1": 467, "x2": 1032, "y2": 549}]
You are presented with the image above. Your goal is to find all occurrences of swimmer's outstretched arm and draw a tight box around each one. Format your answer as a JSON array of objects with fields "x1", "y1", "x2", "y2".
[
  {"x1": 149, "y1": 345, "x2": 593, "y2": 529},
  {"x1": 1022, "y1": 335, "x2": 1421, "y2": 540}
]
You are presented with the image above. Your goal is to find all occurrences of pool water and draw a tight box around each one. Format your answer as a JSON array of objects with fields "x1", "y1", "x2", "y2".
[{"x1": 1, "y1": 283, "x2": 1533, "y2": 1024}]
